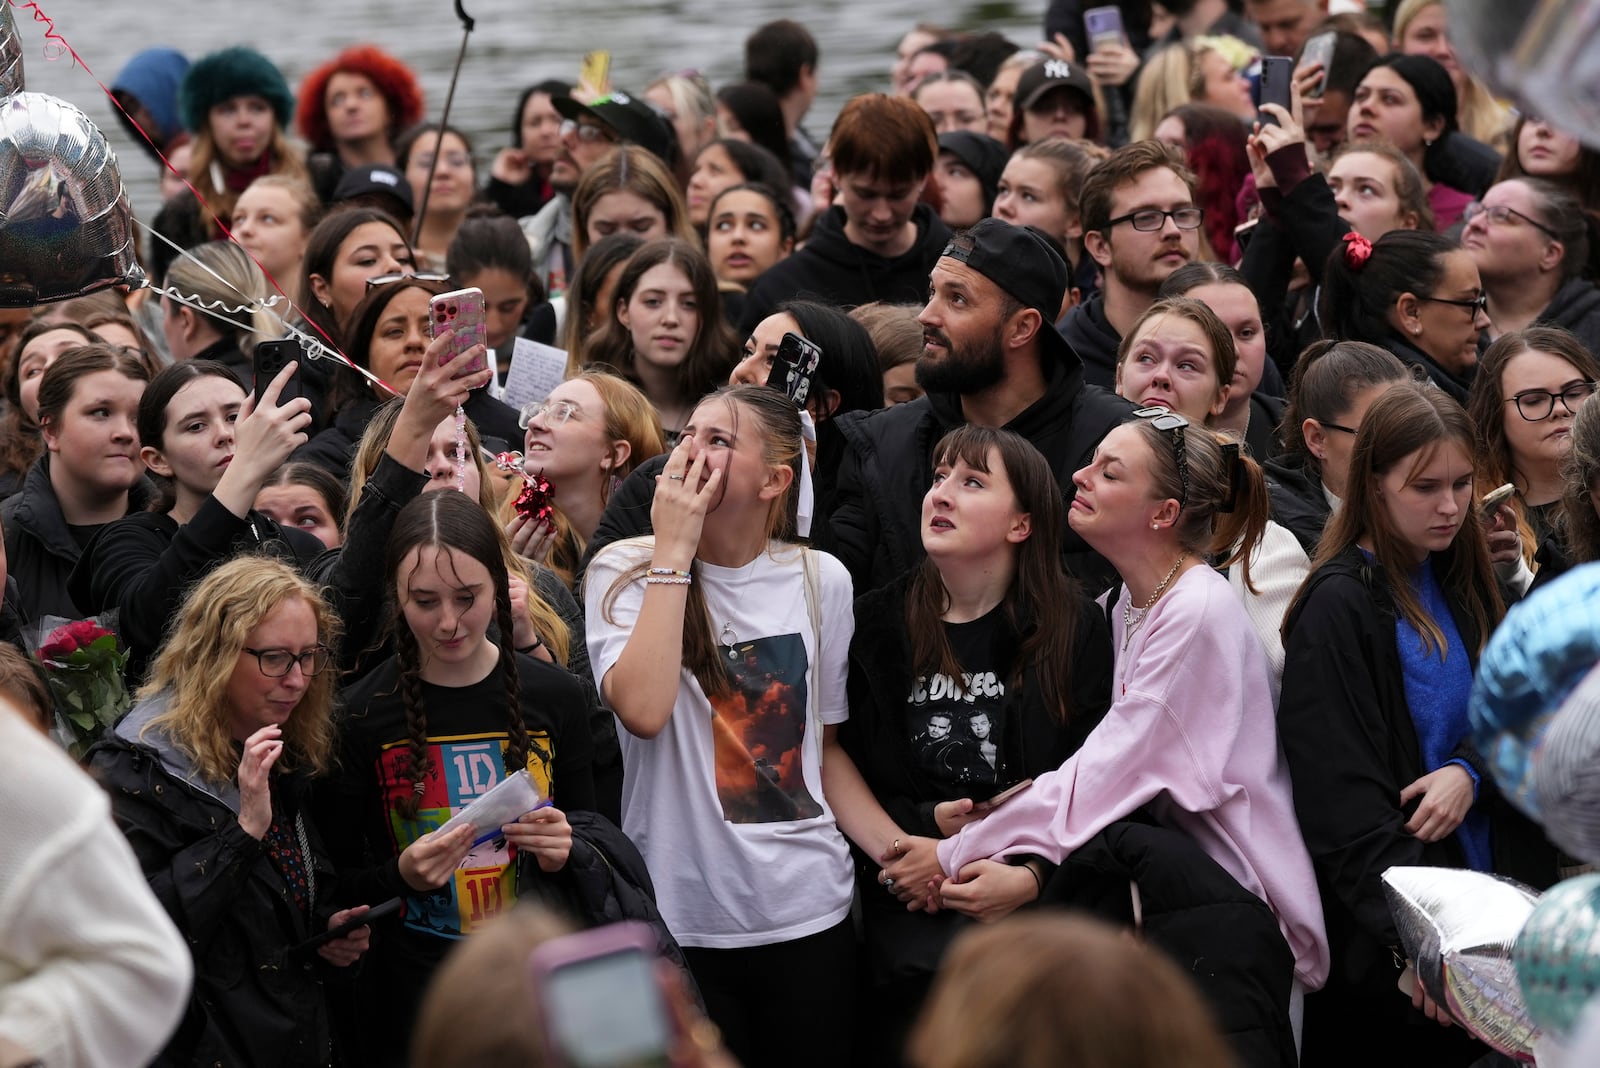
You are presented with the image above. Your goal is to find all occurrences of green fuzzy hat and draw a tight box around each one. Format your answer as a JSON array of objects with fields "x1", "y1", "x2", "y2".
[{"x1": 178, "y1": 46, "x2": 294, "y2": 133}]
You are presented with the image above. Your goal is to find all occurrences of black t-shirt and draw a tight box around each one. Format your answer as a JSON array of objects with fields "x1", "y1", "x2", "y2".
[{"x1": 904, "y1": 607, "x2": 1010, "y2": 791}]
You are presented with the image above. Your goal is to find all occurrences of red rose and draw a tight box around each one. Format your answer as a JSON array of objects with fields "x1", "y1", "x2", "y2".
[
  {"x1": 65, "y1": 619, "x2": 109, "y2": 645},
  {"x1": 39, "y1": 625, "x2": 80, "y2": 660}
]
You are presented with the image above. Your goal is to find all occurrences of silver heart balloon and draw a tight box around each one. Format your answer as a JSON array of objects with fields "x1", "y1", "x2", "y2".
[
  {"x1": 0, "y1": 91, "x2": 143, "y2": 307},
  {"x1": 1446, "y1": 0, "x2": 1600, "y2": 150},
  {"x1": 1514, "y1": 873, "x2": 1600, "y2": 1041},
  {"x1": 0, "y1": 2, "x2": 22, "y2": 98},
  {"x1": 1383, "y1": 866, "x2": 1542, "y2": 1061},
  {"x1": 1532, "y1": 664, "x2": 1600, "y2": 866}
]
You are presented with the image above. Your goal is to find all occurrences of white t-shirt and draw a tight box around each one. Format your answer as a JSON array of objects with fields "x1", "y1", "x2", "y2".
[{"x1": 585, "y1": 538, "x2": 855, "y2": 949}]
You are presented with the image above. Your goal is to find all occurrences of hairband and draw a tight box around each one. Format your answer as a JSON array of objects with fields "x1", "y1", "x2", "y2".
[
  {"x1": 1343, "y1": 231, "x2": 1373, "y2": 271},
  {"x1": 1217, "y1": 442, "x2": 1244, "y2": 513}
]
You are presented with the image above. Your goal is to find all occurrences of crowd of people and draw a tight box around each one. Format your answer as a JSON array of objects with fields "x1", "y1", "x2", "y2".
[{"x1": 5, "y1": 0, "x2": 1600, "y2": 1065}]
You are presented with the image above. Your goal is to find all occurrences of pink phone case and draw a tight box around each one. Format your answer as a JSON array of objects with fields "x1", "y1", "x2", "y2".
[
  {"x1": 430, "y1": 287, "x2": 489, "y2": 375},
  {"x1": 528, "y1": 922, "x2": 672, "y2": 1068}
]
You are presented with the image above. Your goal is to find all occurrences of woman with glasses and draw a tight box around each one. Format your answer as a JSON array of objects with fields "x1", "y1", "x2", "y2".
[
  {"x1": 297, "y1": 277, "x2": 520, "y2": 479},
  {"x1": 1466, "y1": 326, "x2": 1600, "y2": 589},
  {"x1": 507, "y1": 370, "x2": 666, "y2": 589},
  {"x1": 88, "y1": 557, "x2": 375, "y2": 1066},
  {"x1": 1279, "y1": 382, "x2": 1554, "y2": 1064},
  {"x1": 885, "y1": 410, "x2": 1330, "y2": 1028},
  {"x1": 398, "y1": 123, "x2": 480, "y2": 272},
  {"x1": 1320, "y1": 230, "x2": 1489, "y2": 404},
  {"x1": 1462, "y1": 179, "x2": 1600, "y2": 356}
]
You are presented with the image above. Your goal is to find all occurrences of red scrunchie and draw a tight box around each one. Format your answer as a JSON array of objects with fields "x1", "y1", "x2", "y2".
[{"x1": 1343, "y1": 231, "x2": 1373, "y2": 271}]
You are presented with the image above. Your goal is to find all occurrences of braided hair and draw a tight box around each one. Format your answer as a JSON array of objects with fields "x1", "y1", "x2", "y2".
[{"x1": 387, "y1": 491, "x2": 529, "y2": 817}]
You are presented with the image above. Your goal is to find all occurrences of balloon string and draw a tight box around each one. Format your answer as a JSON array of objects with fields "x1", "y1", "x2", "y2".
[{"x1": 5, "y1": 0, "x2": 345, "y2": 366}]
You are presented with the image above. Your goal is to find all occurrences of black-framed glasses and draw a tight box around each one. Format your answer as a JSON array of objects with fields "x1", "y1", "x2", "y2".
[
  {"x1": 1104, "y1": 207, "x2": 1204, "y2": 233},
  {"x1": 1462, "y1": 201, "x2": 1560, "y2": 240},
  {"x1": 1420, "y1": 293, "x2": 1489, "y2": 317},
  {"x1": 1320, "y1": 421, "x2": 1359, "y2": 435},
  {"x1": 1507, "y1": 381, "x2": 1597, "y2": 421},
  {"x1": 366, "y1": 271, "x2": 449, "y2": 288},
  {"x1": 518, "y1": 398, "x2": 582, "y2": 430},
  {"x1": 243, "y1": 645, "x2": 332, "y2": 678},
  {"x1": 1132, "y1": 406, "x2": 1190, "y2": 507}
]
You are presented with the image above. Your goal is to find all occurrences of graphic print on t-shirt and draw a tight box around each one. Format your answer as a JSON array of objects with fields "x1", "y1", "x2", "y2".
[
  {"x1": 906, "y1": 670, "x2": 1005, "y2": 787},
  {"x1": 708, "y1": 632, "x2": 822, "y2": 824},
  {"x1": 377, "y1": 729, "x2": 554, "y2": 938}
]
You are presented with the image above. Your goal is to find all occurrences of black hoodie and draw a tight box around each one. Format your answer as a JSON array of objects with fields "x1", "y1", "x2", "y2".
[
  {"x1": 738, "y1": 204, "x2": 951, "y2": 333},
  {"x1": 1056, "y1": 292, "x2": 1122, "y2": 390},
  {"x1": 1540, "y1": 277, "x2": 1600, "y2": 356}
]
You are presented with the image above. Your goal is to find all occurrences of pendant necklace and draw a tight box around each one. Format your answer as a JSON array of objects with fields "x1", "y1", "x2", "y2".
[{"x1": 1121, "y1": 553, "x2": 1187, "y2": 655}]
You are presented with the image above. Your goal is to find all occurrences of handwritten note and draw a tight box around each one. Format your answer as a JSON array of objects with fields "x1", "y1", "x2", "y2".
[{"x1": 501, "y1": 338, "x2": 569, "y2": 414}]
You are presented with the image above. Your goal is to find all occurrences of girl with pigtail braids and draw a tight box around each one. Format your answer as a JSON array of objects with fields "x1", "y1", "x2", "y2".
[{"x1": 318, "y1": 490, "x2": 593, "y2": 1063}]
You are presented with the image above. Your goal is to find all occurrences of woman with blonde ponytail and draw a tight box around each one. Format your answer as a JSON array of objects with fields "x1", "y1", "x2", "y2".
[{"x1": 160, "y1": 240, "x2": 278, "y2": 386}]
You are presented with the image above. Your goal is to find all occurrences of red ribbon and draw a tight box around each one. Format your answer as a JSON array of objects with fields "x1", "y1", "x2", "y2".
[{"x1": 1343, "y1": 230, "x2": 1374, "y2": 271}]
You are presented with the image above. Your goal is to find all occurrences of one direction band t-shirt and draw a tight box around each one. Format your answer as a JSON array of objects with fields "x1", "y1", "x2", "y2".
[{"x1": 905, "y1": 608, "x2": 1008, "y2": 791}]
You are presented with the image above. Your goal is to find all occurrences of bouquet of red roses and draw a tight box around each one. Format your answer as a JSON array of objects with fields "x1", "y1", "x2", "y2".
[{"x1": 29, "y1": 616, "x2": 131, "y2": 757}]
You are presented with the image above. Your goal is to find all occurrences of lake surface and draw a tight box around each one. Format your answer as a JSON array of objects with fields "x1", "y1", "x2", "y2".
[{"x1": 11, "y1": 0, "x2": 1043, "y2": 218}]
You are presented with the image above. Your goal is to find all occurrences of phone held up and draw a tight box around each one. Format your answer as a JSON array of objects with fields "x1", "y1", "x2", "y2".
[
  {"x1": 1258, "y1": 56, "x2": 1295, "y2": 124},
  {"x1": 430, "y1": 287, "x2": 490, "y2": 378},
  {"x1": 1083, "y1": 5, "x2": 1125, "y2": 51},
  {"x1": 252, "y1": 338, "x2": 304, "y2": 407},
  {"x1": 530, "y1": 922, "x2": 674, "y2": 1068},
  {"x1": 1480, "y1": 482, "x2": 1516, "y2": 520},
  {"x1": 1299, "y1": 31, "x2": 1337, "y2": 99},
  {"x1": 774, "y1": 331, "x2": 822, "y2": 409}
]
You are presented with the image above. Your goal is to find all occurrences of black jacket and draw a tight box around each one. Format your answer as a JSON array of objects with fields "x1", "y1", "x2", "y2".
[
  {"x1": 1049, "y1": 819, "x2": 1299, "y2": 1068},
  {"x1": 824, "y1": 350, "x2": 1132, "y2": 595},
  {"x1": 1, "y1": 458, "x2": 155, "y2": 623},
  {"x1": 89, "y1": 699, "x2": 344, "y2": 1068},
  {"x1": 1540, "y1": 276, "x2": 1600, "y2": 356},
  {"x1": 1264, "y1": 451, "x2": 1331, "y2": 555},
  {"x1": 1279, "y1": 547, "x2": 1556, "y2": 992},
  {"x1": 737, "y1": 204, "x2": 951, "y2": 333},
  {"x1": 1242, "y1": 392, "x2": 1286, "y2": 461},
  {"x1": 295, "y1": 390, "x2": 523, "y2": 482},
  {"x1": 1056, "y1": 292, "x2": 1122, "y2": 390},
  {"x1": 69, "y1": 498, "x2": 325, "y2": 681},
  {"x1": 1382, "y1": 332, "x2": 1473, "y2": 404},
  {"x1": 842, "y1": 574, "x2": 1113, "y2": 839},
  {"x1": 193, "y1": 336, "x2": 253, "y2": 389}
]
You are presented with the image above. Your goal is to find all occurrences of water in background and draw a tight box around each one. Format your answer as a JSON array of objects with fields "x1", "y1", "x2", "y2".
[{"x1": 14, "y1": 0, "x2": 1043, "y2": 220}]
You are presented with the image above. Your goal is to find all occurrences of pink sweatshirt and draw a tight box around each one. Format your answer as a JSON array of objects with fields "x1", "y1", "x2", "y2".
[{"x1": 937, "y1": 566, "x2": 1330, "y2": 989}]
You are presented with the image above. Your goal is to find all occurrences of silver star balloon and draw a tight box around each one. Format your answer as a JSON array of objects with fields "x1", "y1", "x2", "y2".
[
  {"x1": 0, "y1": 91, "x2": 142, "y2": 306},
  {"x1": 1383, "y1": 866, "x2": 1542, "y2": 1061},
  {"x1": 0, "y1": 2, "x2": 22, "y2": 98}
]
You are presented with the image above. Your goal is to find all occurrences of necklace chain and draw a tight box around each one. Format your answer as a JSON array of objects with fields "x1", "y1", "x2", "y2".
[{"x1": 1121, "y1": 554, "x2": 1187, "y2": 652}]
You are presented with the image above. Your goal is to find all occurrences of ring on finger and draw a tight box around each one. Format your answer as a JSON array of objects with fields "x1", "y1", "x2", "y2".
[
  {"x1": 666, "y1": 474, "x2": 686, "y2": 481},
  {"x1": 884, "y1": 876, "x2": 895, "y2": 891}
]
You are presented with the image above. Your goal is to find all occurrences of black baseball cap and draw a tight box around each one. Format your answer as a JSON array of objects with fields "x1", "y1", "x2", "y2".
[
  {"x1": 940, "y1": 218, "x2": 1076, "y2": 361},
  {"x1": 553, "y1": 90, "x2": 677, "y2": 166},
  {"x1": 332, "y1": 164, "x2": 415, "y2": 214},
  {"x1": 1015, "y1": 59, "x2": 1097, "y2": 111}
]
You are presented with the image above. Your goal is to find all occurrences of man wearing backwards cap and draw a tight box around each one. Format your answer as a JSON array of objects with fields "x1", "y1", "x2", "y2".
[
  {"x1": 823, "y1": 217, "x2": 1132, "y2": 595},
  {"x1": 519, "y1": 89, "x2": 677, "y2": 300}
]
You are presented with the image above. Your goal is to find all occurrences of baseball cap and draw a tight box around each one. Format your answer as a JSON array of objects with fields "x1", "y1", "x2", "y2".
[
  {"x1": 1014, "y1": 59, "x2": 1096, "y2": 111},
  {"x1": 940, "y1": 219, "x2": 1077, "y2": 363},
  {"x1": 553, "y1": 90, "x2": 678, "y2": 166},
  {"x1": 333, "y1": 164, "x2": 416, "y2": 214}
]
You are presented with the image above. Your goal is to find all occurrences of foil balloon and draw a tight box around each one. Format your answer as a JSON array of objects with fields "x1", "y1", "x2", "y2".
[
  {"x1": 1514, "y1": 873, "x2": 1600, "y2": 1041},
  {"x1": 1447, "y1": 0, "x2": 1600, "y2": 151},
  {"x1": 1531, "y1": 664, "x2": 1600, "y2": 864},
  {"x1": 1382, "y1": 866, "x2": 1542, "y2": 1060},
  {"x1": 1469, "y1": 563, "x2": 1600, "y2": 820},
  {"x1": 0, "y1": 91, "x2": 143, "y2": 307},
  {"x1": 0, "y1": 2, "x2": 22, "y2": 97}
]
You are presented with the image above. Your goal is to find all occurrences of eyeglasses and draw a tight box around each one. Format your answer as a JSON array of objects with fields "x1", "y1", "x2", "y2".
[
  {"x1": 1320, "y1": 420, "x2": 1359, "y2": 435},
  {"x1": 243, "y1": 645, "x2": 332, "y2": 678},
  {"x1": 1132, "y1": 406, "x2": 1190, "y2": 507},
  {"x1": 366, "y1": 271, "x2": 450, "y2": 288},
  {"x1": 1506, "y1": 381, "x2": 1597, "y2": 421},
  {"x1": 1104, "y1": 207, "x2": 1204, "y2": 233},
  {"x1": 1420, "y1": 293, "x2": 1490, "y2": 317},
  {"x1": 560, "y1": 119, "x2": 618, "y2": 145},
  {"x1": 1462, "y1": 201, "x2": 1559, "y2": 240},
  {"x1": 519, "y1": 398, "x2": 582, "y2": 429}
]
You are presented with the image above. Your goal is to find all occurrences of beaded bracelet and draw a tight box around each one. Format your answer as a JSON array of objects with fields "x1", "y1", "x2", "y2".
[
  {"x1": 648, "y1": 567, "x2": 691, "y2": 578},
  {"x1": 646, "y1": 575, "x2": 693, "y2": 586}
]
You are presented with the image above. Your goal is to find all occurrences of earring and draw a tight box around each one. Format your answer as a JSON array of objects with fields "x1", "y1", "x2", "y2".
[
  {"x1": 1151, "y1": 522, "x2": 1159, "y2": 530},
  {"x1": 1412, "y1": 324, "x2": 1423, "y2": 335}
]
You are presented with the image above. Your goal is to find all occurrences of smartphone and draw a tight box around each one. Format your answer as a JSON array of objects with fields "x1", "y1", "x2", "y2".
[
  {"x1": 580, "y1": 51, "x2": 613, "y2": 96},
  {"x1": 1299, "y1": 31, "x2": 1337, "y2": 99},
  {"x1": 253, "y1": 338, "x2": 303, "y2": 406},
  {"x1": 1480, "y1": 482, "x2": 1516, "y2": 519},
  {"x1": 973, "y1": 778, "x2": 1034, "y2": 812},
  {"x1": 290, "y1": 897, "x2": 403, "y2": 956},
  {"x1": 1084, "y1": 6, "x2": 1126, "y2": 51},
  {"x1": 430, "y1": 287, "x2": 489, "y2": 377},
  {"x1": 1258, "y1": 56, "x2": 1295, "y2": 122},
  {"x1": 1233, "y1": 217, "x2": 1260, "y2": 252},
  {"x1": 530, "y1": 922, "x2": 673, "y2": 1068},
  {"x1": 774, "y1": 331, "x2": 822, "y2": 408}
]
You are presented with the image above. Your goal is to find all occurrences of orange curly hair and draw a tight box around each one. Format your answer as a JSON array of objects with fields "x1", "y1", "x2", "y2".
[{"x1": 296, "y1": 45, "x2": 425, "y2": 152}]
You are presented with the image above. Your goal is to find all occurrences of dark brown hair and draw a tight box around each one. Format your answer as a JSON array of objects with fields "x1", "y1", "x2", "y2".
[
  {"x1": 1278, "y1": 339, "x2": 1411, "y2": 463},
  {"x1": 0, "y1": 321, "x2": 103, "y2": 479},
  {"x1": 36, "y1": 344, "x2": 151, "y2": 431},
  {"x1": 1561, "y1": 390, "x2": 1600, "y2": 564},
  {"x1": 1294, "y1": 382, "x2": 1503, "y2": 655},
  {"x1": 829, "y1": 94, "x2": 939, "y2": 186},
  {"x1": 908, "y1": 426, "x2": 1081, "y2": 723},
  {"x1": 1498, "y1": 114, "x2": 1600, "y2": 213}
]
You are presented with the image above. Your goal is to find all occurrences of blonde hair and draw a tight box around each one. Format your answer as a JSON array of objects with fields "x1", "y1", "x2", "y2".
[
  {"x1": 1130, "y1": 37, "x2": 1253, "y2": 143},
  {"x1": 1392, "y1": 0, "x2": 1511, "y2": 148},
  {"x1": 346, "y1": 399, "x2": 571, "y2": 665},
  {"x1": 188, "y1": 124, "x2": 309, "y2": 242},
  {"x1": 139, "y1": 558, "x2": 338, "y2": 784},
  {"x1": 237, "y1": 174, "x2": 323, "y2": 236},
  {"x1": 162, "y1": 240, "x2": 276, "y2": 356}
]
